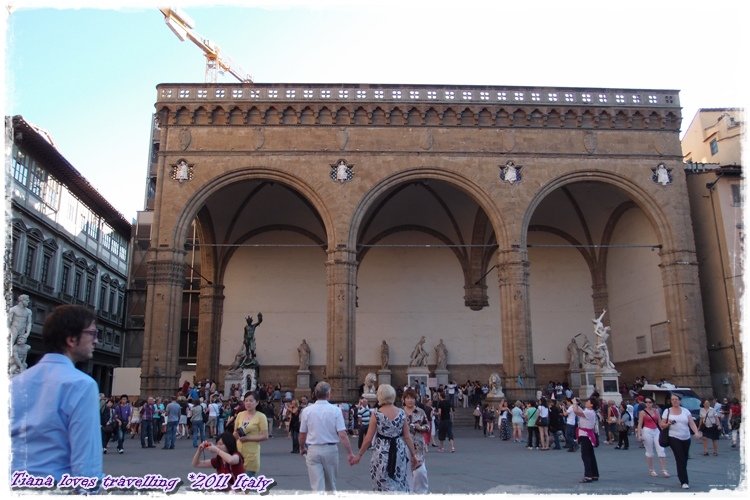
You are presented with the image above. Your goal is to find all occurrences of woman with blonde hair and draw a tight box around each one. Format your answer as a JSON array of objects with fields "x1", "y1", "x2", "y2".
[
  {"x1": 511, "y1": 400, "x2": 524, "y2": 442},
  {"x1": 350, "y1": 384, "x2": 420, "y2": 492}
]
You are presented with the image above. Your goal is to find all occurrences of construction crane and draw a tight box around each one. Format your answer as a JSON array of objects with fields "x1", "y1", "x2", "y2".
[{"x1": 159, "y1": 7, "x2": 252, "y2": 84}]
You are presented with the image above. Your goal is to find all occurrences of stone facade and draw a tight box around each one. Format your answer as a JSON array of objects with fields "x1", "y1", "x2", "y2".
[{"x1": 139, "y1": 83, "x2": 711, "y2": 401}]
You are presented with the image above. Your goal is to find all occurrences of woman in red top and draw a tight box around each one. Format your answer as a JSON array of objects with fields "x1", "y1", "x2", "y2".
[{"x1": 192, "y1": 431, "x2": 245, "y2": 488}]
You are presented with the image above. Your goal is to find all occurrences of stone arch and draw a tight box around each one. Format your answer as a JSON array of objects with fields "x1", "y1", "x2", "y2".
[
  {"x1": 211, "y1": 106, "x2": 227, "y2": 125},
  {"x1": 229, "y1": 107, "x2": 245, "y2": 125},
  {"x1": 247, "y1": 107, "x2": 262, "y2": 125},
  {"x1": 300, "y1": 106, "x2": 316, "y2": 125},
  {"x1": 194, "y1": 106, "x2": 209, "y2": 125},
  {"x1": 349, "y1": 168, "x2": 508, "y2": 252},
  {"x1": 282, "y1": 106, "x2": 298, "y2": 125},
  {"x1": 371, "y1": 107, "x2": 386, "y2": 125},
  {"x1": 175, "y1": 106, "x2": 191, "y2": 125},
  {"x1": 265, "y1": 107, "x2": 280, "y2": 125},
  {"x1": 521, "y1": 169, "x2": 675, "y2": 258},
  {"x1": 407, "y1": 107, "x2": 422, "y2": 126},
  {"x1": 173, "y1": 168, "x2": 335, "y2": 254},
  {"x1": 424, "y1": 108, "x2": 440, "y2": 126},
  {"x1": 335, "y1": 107, "x2": 351, "y2": 125},
  {"x1": 318, "y1": 106, "x2": 333, "y2": 125},
  {"x1": 353, "y1": 107, "x2": 369, "y2": 125}
]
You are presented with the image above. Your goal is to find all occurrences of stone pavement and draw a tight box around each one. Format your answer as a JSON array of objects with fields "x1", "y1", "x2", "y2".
[{"x1": 102, "y1": 426, "x2": 745, "y2": 495}]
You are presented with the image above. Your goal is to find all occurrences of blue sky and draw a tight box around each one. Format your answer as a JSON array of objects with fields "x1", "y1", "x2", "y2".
[{"x1": 3, "y1": 0, "x2": 747, "y2": 219}]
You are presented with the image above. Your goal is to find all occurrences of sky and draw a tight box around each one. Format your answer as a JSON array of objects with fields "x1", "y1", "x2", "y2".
[{"x1": 2, "y1": 0, "x2": 748, "y2": 220}]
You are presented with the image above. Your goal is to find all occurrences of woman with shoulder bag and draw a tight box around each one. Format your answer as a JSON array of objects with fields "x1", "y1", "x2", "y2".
[
  {"x1": 661, "y1": 394, "x2": 702, "y2": 489},
  {"x1": 615, "y1": 401, "x2": 631, "y2": 450},
  {"x1": 636, "y1": 398, "x2": 669, "y2": 477},
  {"x1": 699, "y1": 399, "x2": 720, "y2": 456}
]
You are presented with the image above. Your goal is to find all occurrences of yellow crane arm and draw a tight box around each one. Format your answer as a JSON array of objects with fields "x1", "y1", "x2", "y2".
[{"x1": 159, "y1": 7, "x2": 252, "y2": 83}]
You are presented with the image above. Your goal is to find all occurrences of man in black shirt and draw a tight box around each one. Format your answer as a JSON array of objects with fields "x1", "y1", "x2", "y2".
[{"x1": 436, "y1": 391, "x2": 455, "y2": 452}]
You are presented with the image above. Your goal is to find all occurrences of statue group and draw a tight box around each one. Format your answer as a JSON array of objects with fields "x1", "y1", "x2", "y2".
[
  {"x1": 228, "y1": 312, "x2": 263, "y2": 371},
  {"x1": 567, "y1": 309, "x2": 615, "y2": 371},
  {"x1": 407, "y1": 336, "x2": 449, "y2": 369}
]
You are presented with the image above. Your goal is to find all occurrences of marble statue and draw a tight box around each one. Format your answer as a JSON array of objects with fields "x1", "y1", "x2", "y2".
[
  {"x1": 409, "y1": 336, "x2": 429, "y2": 367},
  {"x1": 243, "y1": 312, "x2": 263, "y2": 361},
  {"x1": 298, "y1": 339, "x2": 311, "y2": 371},
  {"x1": 10, "y1": 334, "x2": 31, "y2": 375},
  {"x1": 363, "y1": 372, "x2": 377, "y2": 395},
  {"x1": 592, "y1": 309, "x2": 615, "y2": 369},
  {"x1": 488, "y1": 372, "x2": 504, "y2": 397},
  {"x1": 579, "y1": 335, "x2": 596, "y2": 366},
  {"x1": 380, "y1": 340, "x2": 390, "y2": 370},
  {"x1": 434, "y1": 338, "x2": 448, "y2": 370},
  {"x1": 228, "y1": 345, "x2": 246, "y2": 371},
  {"x1": 8, "y1": 295, "x2": 32, "y2": 341},
  {"x1": 567, "y1": 337, "x2": 581, "y2": 370}
]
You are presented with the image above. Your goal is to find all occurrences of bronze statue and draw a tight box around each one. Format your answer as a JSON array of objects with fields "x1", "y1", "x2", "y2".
[{"x1": 243, "y1": 312, "x2": 263, "y2": 361}]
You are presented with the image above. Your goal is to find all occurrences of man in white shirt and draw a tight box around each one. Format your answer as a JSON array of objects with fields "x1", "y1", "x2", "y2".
[{"x1": 299, "y1": 381, "x2": 356, "y2": 492}]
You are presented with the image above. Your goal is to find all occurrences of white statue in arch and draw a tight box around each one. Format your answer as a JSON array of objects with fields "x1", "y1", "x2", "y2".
[
  {"x1": 363, "y1": 372, "x2": 377, "y2": 396},
  {"x1": 592, "y1": 309, "x2": 615, "y2": 369},
  {"x1": 409, "y1": 336, "x2": 429, "y2": 367},
  {"x1": 488, "y1": 372, "x2": 504, "y2": 397}
]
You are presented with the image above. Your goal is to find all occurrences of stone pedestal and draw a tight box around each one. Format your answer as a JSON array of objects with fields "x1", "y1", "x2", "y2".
[
  {"x1": 224, "y1": 370, "x2": 242, "y2": 399},
  {"x1": 434, "y1": 368, "x2": 450, "y2": 387},
  {"x1": 576, "y1": 367, "x2": 597, "y2": 399},
  {"x1": 485, "y1": 391, "x2": 505, "y2": 405},
  {"x1": 377, "y1": 369, "x2": 392, "y2": 387},
  {"x1": 595, "y1": 369, "x2": 622, "y2": 405},
  {"x1": 296, "y1": 370, "x2": 311, "y2": 398},
  {"x1": 362, "y1": 392, "x2": 378, "y2": 406},
  {"x1": 225, "y1": 367, "x2": 258, "y2": 398},
  {"x1": 407, "y1": 366, "x2": 430, "y2": 388}
]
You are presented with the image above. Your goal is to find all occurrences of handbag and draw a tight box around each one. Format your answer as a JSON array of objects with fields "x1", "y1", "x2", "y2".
[{"x1": 658, "y1": 409, "x2": 671, "y2": 447}]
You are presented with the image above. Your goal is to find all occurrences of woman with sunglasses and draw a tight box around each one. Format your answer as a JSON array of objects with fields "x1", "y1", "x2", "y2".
[{"x1": 635, "y1": 398, "x2": 670, "y2": 478}]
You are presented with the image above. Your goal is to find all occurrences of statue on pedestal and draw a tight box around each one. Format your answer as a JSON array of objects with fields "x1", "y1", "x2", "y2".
[
  {"x1": 409, "y1": 336, "x2": 429, "y2": 367},
  {"x1": 298, "y1": 339, "x2": 311, "y2": 371},
  {"x1": 434, "y1": 338, "x2": 448, "y2": 370},
  {"x1": 488, "y1": 372, "x2": 504, "y2": 397},
  {"x1": 8, "y1": 294, "x2": 32, "y2": 340},
  {"x1": 243, "y1": 312, "x2": 263, "y2": 361},
  {"x1": 380, "y1": 340, "x2": 390, "y2": 370},
  {"x1": 567, "y1": 337, "x2": 581, "y2": 370},
  {"x1": 592, "y1": 309, "x2": 615, "y2": 370},
  {"x1": 363, "y1": 372, "x2": 377, "y2": 395},
  {"x1": 10, "y1": 334, "x2": 31, "y2": 375}
]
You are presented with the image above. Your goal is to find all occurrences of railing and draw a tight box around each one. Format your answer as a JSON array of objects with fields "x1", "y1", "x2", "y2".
[{"x1": 157, "y1": 83, "x2": 680, "y2": 109}]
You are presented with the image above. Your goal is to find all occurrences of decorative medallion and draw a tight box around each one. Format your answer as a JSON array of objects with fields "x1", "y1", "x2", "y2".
[
  {"x1": 501, "y1": 130, "x2": 516, "y2": 153},
  {"x1": 171, "y1": 159, "x2": 194, "y2": 183},
  {"x1": 330, "y1": 159, "x2": 354, "y2": 183},
  {"x1": 499, "y1": 160, "x2": 523, "y2": 185},
  {"x1": 583, "y1": 130, "x2": 597, "y2": 154},
  {"x1": 178, "y1": 127, "x2": 192, "y2": 151},
  {"x1": 651, "y1": 162, "x2": 672, "y2": 186},
  {"x1": 338, "y1": 128, "x2": 349, "y2": 151},
  {"x1": 420, "y1": 130, "x2": 434, "y2": 151}
]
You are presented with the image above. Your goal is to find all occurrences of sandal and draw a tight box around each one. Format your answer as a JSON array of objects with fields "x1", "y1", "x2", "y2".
[
  {"x1": 661, "y1": 470, "x2": 670, "y2": 478},
  {"x1": 579, "y1": 478, "x2": 593, "y2": 483},
  {"x1": 450, "y1": 447, "x2": 456, "y2": 453},
  {"x1": 713, "y1": 452, "x2": 718, "y2": 456},
  {"x1": 703, "y1": 452, "x2": 709, "y2": 456},
  {"x1": 649, "y1": 470, "x2": 657, "y2": 477}
]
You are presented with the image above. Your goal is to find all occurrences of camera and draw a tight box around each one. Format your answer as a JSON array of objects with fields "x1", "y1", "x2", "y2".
[
  {"x1": 236, "y1": 427, "x2": 246, "y2": 437},
  {"x1": 201, "y1": 440, "x2": 212, "y2": 449},
  {"x1": 670, "y1": 420, "x2": 677, "y2": 425}
]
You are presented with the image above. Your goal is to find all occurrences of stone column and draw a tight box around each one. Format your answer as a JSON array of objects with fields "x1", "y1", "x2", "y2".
[
  {"x1": 659, "y1": 249, "x2": 712, "y2": 393},
  {"x1": 195, "y1": 284, "x2": 225, "y2": 382},
  {"x1": 325, "y1": 247, "x2": 358, "y2": 401},
  {"x1": 498, "y1": 249, "x2": 536, "y2": 400},
  {"x1": 141, "y1": 248, "x2": 186, "y2": 396}
]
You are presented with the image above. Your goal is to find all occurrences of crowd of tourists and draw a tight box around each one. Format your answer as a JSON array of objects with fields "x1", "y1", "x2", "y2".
[{"x1": 100, "y1": 377, "x2": 742, "y2": 493}]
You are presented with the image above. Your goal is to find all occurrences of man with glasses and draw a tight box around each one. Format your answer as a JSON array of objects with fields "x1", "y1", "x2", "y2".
[{"x1": 11, "y1": 305, "x2": 102, "y2": 492}]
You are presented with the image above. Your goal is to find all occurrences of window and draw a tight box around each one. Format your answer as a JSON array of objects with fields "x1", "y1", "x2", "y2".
[
  {"x1": 24, "y1": 245, "x2": 37, "y2": 277},
  {"x1": 732, "y1": 184, "x2": 743, "y2": 206},
  {"x1": 710, "y1": 139, "x2": 719, "y2": 155},
  {"x1": 99, "y1": 285, "x2": 106, "y2": 310},
  {"x1": 73, "y1": 272, "x2": 82, "y2": 299},
  {"x1": 29, "y1": 163, "x2": 45, "y2": 198},
  {"x1": 61, "y1": 265, "x2": 71, "y2": 294},
  {"x1": 12, "y1": 148, "x2": 29, "y2": 185},
  {"x1": 109, "y1": 289, "x2": 115, "y2": 313},
  {"x1": 85, "y1": 278, "x2": 93, "y2": 304},
  {"x1": 41, "y1": 253, "x2": 52, "y2": 285}
]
